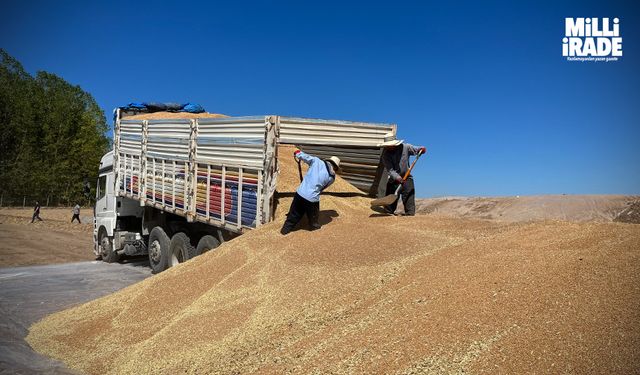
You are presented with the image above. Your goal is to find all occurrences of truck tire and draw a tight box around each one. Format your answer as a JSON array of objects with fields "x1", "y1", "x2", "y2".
[
  {"x1": 148, "y1": 226, "x2": 170, "y2": 274},
  {"x1": 196, "y1": 235, "x2": 220, "y2": 256},
  {"x1": 99, "y1": 232, "x2": 120, "y2": 263},
  {"x1": 169, "y1": 232, "x2": 196, "y2": 267}
]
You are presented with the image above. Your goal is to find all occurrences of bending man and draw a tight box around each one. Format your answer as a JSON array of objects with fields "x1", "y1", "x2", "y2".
[
  {"x1": 380, "y1": 140, "x2": 426, "y2": 216},
  {"x1": 281, "y1": 148, "x2": 341, "y2": 235}
]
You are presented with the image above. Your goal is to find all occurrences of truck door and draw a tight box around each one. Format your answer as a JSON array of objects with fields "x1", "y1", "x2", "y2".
[
  {"x1": 96, "y1": 174, "x2": 108, "y2": 214},
  {"x1": 95, "y1": 171, "x2": 116, "y2": 235}
]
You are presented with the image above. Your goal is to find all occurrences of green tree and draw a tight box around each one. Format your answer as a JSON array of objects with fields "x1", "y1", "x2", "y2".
[{"x1": 0, "y1": 49, "x2": 109, "y2": 206}]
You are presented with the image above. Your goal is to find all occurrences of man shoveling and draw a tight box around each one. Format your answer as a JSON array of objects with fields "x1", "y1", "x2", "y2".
[
  {"x1": 375, "y1": 139, "x2": 426, "y2": 216},
  {"x1": 281, "y1": 148, "x2": 341, "y2": 235}
]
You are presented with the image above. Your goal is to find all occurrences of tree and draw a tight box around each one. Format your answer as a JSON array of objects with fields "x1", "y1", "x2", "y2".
[{"x1": 0, "y1": 49, "x2": 110, "y2": 206}]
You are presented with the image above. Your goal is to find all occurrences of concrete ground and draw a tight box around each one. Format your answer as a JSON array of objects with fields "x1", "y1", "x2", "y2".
[{"x1": 0, "y1": 260, "x2": 151, "y2": 374}]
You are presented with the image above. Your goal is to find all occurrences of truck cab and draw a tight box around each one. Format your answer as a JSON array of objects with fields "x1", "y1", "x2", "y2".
[
  {"x1": 94, "y1": 151, "x2": 146, "y2": 262},
  {"x1": 94, "y1": 149, "x2": 226, "y2": 272},
  {"x1": 94, "y1": 151, "x2": 116, "y2": 258}
]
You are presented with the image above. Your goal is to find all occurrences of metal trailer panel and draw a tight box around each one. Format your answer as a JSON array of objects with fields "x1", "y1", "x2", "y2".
[
  {"x1": 118, "y1": 120, "x2": 143, "y2": 155},
  {"x1": 297, "y1": 145, "x2": 385, "y2": 195},
  {"x1": 278, "y1": 117, "x2": 396, "y2": 147},
  {"x1": 278, "y1": 117, "x2": 397, "y2": 195},
  {"x1": 146, "y1": 119, "x2": 192, "y2": 161},
  {"x1": 195, "y1": 117, "x2": 269, "y2": 169},
  {"x1": 114, "y1": 113, "x2": 397, "y2": 232},
  {"x1": 114, "y1": 115, "x2": 278, "y2": 233}
]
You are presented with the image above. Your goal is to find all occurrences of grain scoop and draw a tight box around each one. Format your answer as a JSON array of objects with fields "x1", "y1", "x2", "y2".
[{"x1": 370, "y1": 151, "x2": 423, "y2": 208}]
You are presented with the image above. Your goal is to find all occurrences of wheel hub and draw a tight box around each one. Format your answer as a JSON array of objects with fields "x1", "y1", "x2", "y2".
[
  {"x1": 100, "y1": 237, "x2": 110, "y2": 257},
  {"x1": 149, "y1": 240, "x2": 161, "y2": 263}
]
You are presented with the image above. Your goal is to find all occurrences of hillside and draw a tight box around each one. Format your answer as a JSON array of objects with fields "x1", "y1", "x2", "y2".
[{"x1": 415, "y1": 195, "x2": 639, "y2": 223}]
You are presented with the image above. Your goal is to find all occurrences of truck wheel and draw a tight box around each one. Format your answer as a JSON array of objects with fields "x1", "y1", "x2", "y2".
[
  {"x1": 148, "y1": 227, "x2": 170, "y2": 274},
  {"x1": 196, "y1": 235, "x2": 220, "y2": 256},
  {"x1": 100, "y1": 233, "x2": 120, "y2": 263},
  {"x1": 169, "y1": 232, "x2": 196, "y2": 267}
]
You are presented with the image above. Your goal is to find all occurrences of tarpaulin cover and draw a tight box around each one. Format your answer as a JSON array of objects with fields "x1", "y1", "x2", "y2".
[
  {"x1": 180, "y1": 103, "x2": 205, "y2": 113},
  {"x1": 119, "y1": 102, "x2": 206, "y2": 113}
]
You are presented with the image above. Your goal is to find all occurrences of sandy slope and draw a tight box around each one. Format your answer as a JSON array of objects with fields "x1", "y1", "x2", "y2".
[
  {"x1": 0, "y1": 208, "x2": 94, "y2": 267},
  {"x1": 26, "y1": 149, "x2": 640, "y2": 373}
]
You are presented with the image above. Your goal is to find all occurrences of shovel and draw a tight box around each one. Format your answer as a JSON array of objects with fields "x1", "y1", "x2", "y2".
[
  {"x1": 370, "y1": 151, "x2": 423, "y2": 208},
  {"x1": 297, "y1": 157, "x2": 303, "y2": 182}
]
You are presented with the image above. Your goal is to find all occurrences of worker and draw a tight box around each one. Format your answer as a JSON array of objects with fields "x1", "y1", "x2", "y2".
[
  {"x1": 280, "y1": 149, "x2": 341, "y2": 235},
  {"x1": 71, "y1": 203, "x2": 81, "y2": 223},
  {"x1": 379, "y1": 139, "x2": 426, "y2": 216},
  {"x1": 31, "y1": 201, "x2": 43, "y2": 223}
]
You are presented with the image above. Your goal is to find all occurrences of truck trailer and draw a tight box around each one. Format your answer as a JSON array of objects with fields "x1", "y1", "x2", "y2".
[{"x1": 94, "y1": 109, "x2": 397, "y2": 273}]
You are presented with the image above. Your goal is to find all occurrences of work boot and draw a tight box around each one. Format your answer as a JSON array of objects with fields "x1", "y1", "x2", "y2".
[{"x1": 383, "y1": 207, "x2": 395, "y2": 215}]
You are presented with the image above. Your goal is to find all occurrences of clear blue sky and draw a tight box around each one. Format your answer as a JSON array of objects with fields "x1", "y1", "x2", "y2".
[{"x1": 1, "y1": 0, "x2": 638, "y2": 197}]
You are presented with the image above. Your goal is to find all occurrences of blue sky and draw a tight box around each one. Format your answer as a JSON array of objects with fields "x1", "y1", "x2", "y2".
[{"x1": 1, "y1": 0, "x2": 638, "y2": 197}]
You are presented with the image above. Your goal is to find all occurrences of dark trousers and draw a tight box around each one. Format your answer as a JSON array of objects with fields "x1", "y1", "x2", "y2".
[
  {"x1": 281, "y1": 192, "x2": 320, "y2": 235},
  {"x1": 385, "y1": 176, "x2": 416, "y2": 215},
  {"x1": 71, "y1": 214, "x2": 81, "y2": 223},
  {"x1": 31, "y1": 212, "x2": 43, "y2": 223}
]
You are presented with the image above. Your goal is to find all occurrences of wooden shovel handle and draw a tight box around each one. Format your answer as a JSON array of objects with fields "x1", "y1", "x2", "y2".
[
  {"x1": 296, "y1": 158, "x2": 303, "y2": 182},
  {"x1": 401, "y1": 152, "x2": 422, "y2": 182}
]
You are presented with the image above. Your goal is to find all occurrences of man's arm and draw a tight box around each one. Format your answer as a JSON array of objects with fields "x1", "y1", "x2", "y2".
[
  {"x1": 406, "y1": 144, "x2": 426, "y2": 156},
  {"x1": 294, "y1": 149, "x2": 319, "y2": 166}
]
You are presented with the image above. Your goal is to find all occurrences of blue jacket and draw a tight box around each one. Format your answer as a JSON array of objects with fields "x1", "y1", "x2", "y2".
[{"x1": 295, "y1": 151, "x2": 335, "y2": 203}]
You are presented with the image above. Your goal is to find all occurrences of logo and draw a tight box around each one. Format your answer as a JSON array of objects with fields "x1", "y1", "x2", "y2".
[{"x1": 563, "y1": 18, "x2": 622, "y2": 62}]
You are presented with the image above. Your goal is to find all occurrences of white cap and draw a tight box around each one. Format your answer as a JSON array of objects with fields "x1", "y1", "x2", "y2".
[
  {"x1": 327, "y1": 156, "x2": 341, "y2": 170},
  {"x1": 378, "y1": 139, "x2": 404, "y2": 147}
]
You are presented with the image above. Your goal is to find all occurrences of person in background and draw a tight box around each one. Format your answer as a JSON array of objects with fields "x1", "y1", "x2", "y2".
[
  {"x1": 380, "y1": 139, "x2": 426, "y2": 216},
  {"x1": 31, "y1": 201, "x2": 43, "y2": 223},
  {"x1": 71, "y1": 203, "x2": 81, "y2": 223},
  {"x1": 280, "y1": 148, "x2": 341, "y2": 235}
]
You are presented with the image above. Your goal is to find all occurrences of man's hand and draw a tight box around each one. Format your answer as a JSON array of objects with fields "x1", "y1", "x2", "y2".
[
  {"x1": 293, "y1": 148, "x2": 301, "y2": 159},
  {"x1": 418, "y1": 146, "x2": 426, "y2": 155},
  {"x1": 395, "y1": 176, "x2": 404, "y2": 185}
]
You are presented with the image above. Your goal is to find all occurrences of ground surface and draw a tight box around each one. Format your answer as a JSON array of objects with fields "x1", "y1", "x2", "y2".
[
  {"x1": 23, "y1": 148, "x2": 640, "y2": 374},
  {"x1": 0, "y1": 261, "x2": 151, "y2": 374},
  {"x1": 414, "y1": 195, "x2": 639, "y2": 223},
  {"x1": 0, "y1": 208, "x2": 94, "y2": 267}
]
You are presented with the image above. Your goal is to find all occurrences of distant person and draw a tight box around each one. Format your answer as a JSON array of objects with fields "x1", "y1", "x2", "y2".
[
  {"x1": 380, "y1": 140, "x2": 426, "y2": 216},
  {"x1": 71, "y1": 204, "x2": 81, "y2": 223},
  {"x1": 280, "y1": 149, "x2": 341, "y2": 235},
  {"x1": 31, "y1": 201, "x2": 43, "y2": 223}
]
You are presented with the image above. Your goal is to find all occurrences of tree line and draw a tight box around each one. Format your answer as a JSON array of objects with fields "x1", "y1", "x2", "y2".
[{"x1": 0, "y1": 49, "x2": 110, "y2": 207}]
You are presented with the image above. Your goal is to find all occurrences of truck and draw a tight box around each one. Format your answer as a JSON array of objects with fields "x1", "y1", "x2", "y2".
[{"x1": 94, "y1": 107, "x2": 397, "y2": 273}]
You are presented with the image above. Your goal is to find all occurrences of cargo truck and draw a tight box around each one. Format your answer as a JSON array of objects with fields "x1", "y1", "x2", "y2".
[{"x1": 94, "y1": 108, "x2": 397, "y2": 273}]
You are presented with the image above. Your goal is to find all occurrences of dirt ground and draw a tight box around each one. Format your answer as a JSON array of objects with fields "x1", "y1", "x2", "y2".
[
  {"x1": 26, "y1": 148, "x2": 640, "y2": 374},
  {"x1": 0, "y1": 207, "x2": 95, "y2": 267},
  {"x1": 414, "y1": 195, "x2": 639, "y2": 223}
]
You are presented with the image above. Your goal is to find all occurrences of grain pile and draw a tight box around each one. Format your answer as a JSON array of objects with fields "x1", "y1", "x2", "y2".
[
  {"x1": 27, "y1": 148, "x2": 640, "y2": 374},
  {"x1": 124, "y1": 112, "x2": 228, "y2": 120}
]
